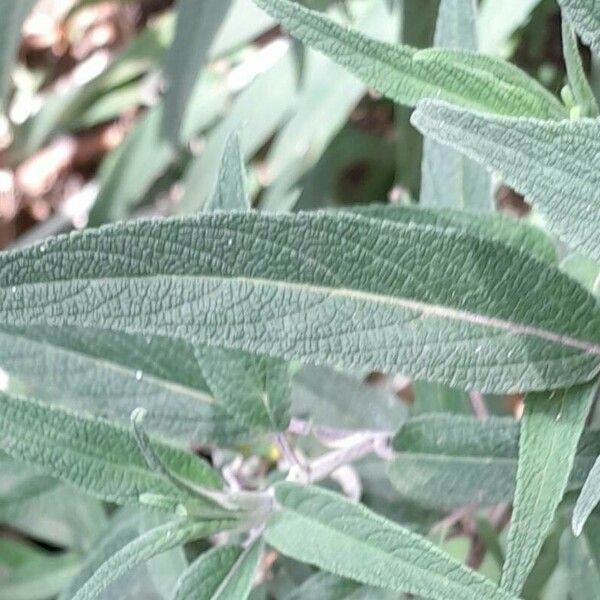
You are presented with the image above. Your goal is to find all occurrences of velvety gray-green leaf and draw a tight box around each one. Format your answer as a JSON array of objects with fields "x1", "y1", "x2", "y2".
[
  {"x1": 390, "y1": 414, "x2": 600, "y2": 509},
  {"x1": 345, "y1": 204, "x2": 556, "y2": 262},
  {"x1": 173, "y1": 539, "x2": 262, "y2": 600},
  {"x1": 252, "y1": 0, "x2": 565, "y2": 118},
  {"x1": 0, "y1": 0, "x2": 36, "y2": 105},
  {"x1": 562, "y1": 17, "x2": 599, "y2": 116},
  {"x1": 162, "y1": 0, "x2": 233, "y2": 142},
  {"x1": 0, "y1": 211, "x2": 598, "y2": 393},
  {"x1": 558, "y1": 0, "x2": 600, "y2": 55},
  {"x1": 421, "y1": 0, "x2": 491, "y2": 211},
  {"x1": 411, "y1": 99, "x2": 600, "y2": 261},
  {"x1": 265, "y1": 482, "x2": 517, "y2": 599},
  {"x1": 501, "y1": 383, "x2": 596, "y2": 595},
  {"x1": 178, "y1": 48, "x2": 297, "y2": 213},
  {"x1": 573, "y1": 456, "x2": 600, "y2": 534},
  {"x1": 207, "y1": 130, "x2": 250, "y2": 212},
  {"x1": 71, "y1": 519, "x2": 234, "y2": 600},
  {"x1": 0, "y1": 392, "x2": 221, "y2": 508}
]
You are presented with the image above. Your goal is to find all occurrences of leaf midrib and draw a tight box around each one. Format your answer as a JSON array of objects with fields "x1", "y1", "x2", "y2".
[{"x1": 14, "y1": 273, "x2": 600, "y2": 358}]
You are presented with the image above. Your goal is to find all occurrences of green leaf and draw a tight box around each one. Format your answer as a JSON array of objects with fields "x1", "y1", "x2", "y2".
[
  {"x1": 562, "y1": 16, "x2": 599, "y2": 117},
  {"x1": 282, "y1": 572, "x2": 391, "y2": 599},
  {"x1": 265, "y1": 482, "x2": 517, "y2": 599},
  {"x1": 0, "y1": 392, "x2": 221, "y2": 509},
  {"x1": 1, "y1": 211, "x2": 598, "y2": 393},
  {"x1": 573, "y1": 455, "x2": 600, "y2": 534},
  {"x1": 71, "y1": 519, "x2": 234, "y2": 600},
  {"x1": 252, "y1": 0, "x2": 566, "y2": 118},
  {"x1": 0, "y1": 0, "x2": 36, "y2": 105},
  {"x1": 558, "y1": 0, "x2": 600, "y2": 56},
  {"x1": 173, "y1": 539, "x2": 262, "y2": 600},
  {"x1": 197, "y1": 348, "x2": 291, "y2": 433},
  {"x1": 206, "y1": 131, "x2": 250, "y2": 212},
  {"x1": 389, "y1": 414, "x2": 600, "y2": 509},
  {"x1": 345, "y1": 204, "x2": 556, "y2": 263},
  {"x1": 0, "y1": 543, "x2": 80, "y2": 600},
  {"x1": 197, "y1": 133, "x2": 291, "y2": 435},
  {"x1": 177, "y1": 48, "x2": 298, "y2": 213},
  {"x1": 411, "y1": 99, "x2": 600, "y2": 261},
  {"x1": 162, "y1": 0, "x2": 233, "y2": 142},
  {"x1": 501, "y1": 383, "x2": 596, "y2": 595},
  {"x1": 421, "y1": 0, "x2": 492, "y2": 212}
]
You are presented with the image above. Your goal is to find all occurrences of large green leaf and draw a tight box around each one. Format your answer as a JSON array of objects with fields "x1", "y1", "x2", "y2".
[
  {"x1": 0, "y1": 392, "x2": 221, "y2": 509},
  {"x1": 411, "y1": 99, "x2": 600, "y2": 261},
  {"x1": 173, "y1": 540, "x2": 262, "y2": 600},
  {"x1": 561, "y1": 514, "x2": 600, "y2": 599},
  {"x1": 501, "y1": 383, "x2": 596, "y2": 595},
  {"x1": 421, "y1": 0, "x2": 492, "y2": 212},
  {"x1": 71, "y1": 519, "x2": 234, "y2": 600},
  {"x1": 558, "y1": 0, "x2": 600, "y2": 55},
  {"x1": 0, "y1": 0, "x2": 36, "y2": 105},
  {"x1": 252, "y1": 0, "x2": 565, "y2": 118},
  {"x1": 265, "y1": 482, "x2": 517, "y2": 599},
  {"x1": 162, "y1": 0, "x2": 233, "y2": 142},
  {"x1": 0, "y1": 211, "x2": 598, "y2": 393},
  {"x1": 389, "y1": 414, "x2": 600, "y2": 509}
]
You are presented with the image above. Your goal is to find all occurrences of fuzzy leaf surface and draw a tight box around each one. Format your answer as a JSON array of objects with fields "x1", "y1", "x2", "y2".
[
  {"x1": 253, "y1": 0, "x2": 566, "y2": 118},
  {"x1": 0, "y1": 212, "x2": 598, "y2": 392},
  {"x1": 412, "y1": 99, "x2": 600, "y2": 261},
  {"x1": 265, "y1": 482, "x2": 517, "y2": 599}
]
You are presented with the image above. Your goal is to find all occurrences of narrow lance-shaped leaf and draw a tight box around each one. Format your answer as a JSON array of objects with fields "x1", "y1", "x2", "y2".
[
  {"x1": 197, "y1": 132, "x2": 292, "y2": 434},
  {"x1": 0, "y1": 0, "x2": 36, "y2": 105},
  {"x1": 173, "y1": 539, "x2": 263, "y2": 600},
  {"x1": 421, "y1": 0, "x2": 492, "y2": 212},
  {"x1": 162, "y1": 0, "x2": 233, "y2": 143},
  {"x1": 1, "y1": 211, "x2": 600, "y2": 393},
  {"x1": 206, "y1": 130, "x2": 250, "y2": 212},
  {"x1": 252, "y1": 0, "x2": 566, "y2": 118},
  {"x1": 501, "y1": 383, "x2": 597, "y2": 595},
  {"x1": 265, "y1": 482, "x2": 518, "y2": 599},
  {"x1": 573, "y1": 455, "x2": 600, "y2": 534},
  {"x1": 561, "y1": 16, "x2": 599, "y2": 117},
  {"x1": 71, "y1": 519, "x2": 235, "y2": 600},
  {"x1": 389, "y1": 414, "x2": 600, "y2": 509},
  {"x1": 411, "y1": 99, "x2": 600, "y2": 262},
  {"x1": 558, "y1": 0, "x2": 600, "y2": 56},
  {"x1": 0, "y1": 391, "x2": 221, "y2": 509}
]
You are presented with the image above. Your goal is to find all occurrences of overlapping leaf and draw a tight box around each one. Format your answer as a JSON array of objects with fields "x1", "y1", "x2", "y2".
[
  {"x1": 173, "y1": 540, "x2": 262, "y2": 600},
  {"x1": 420, "y1": 0, "x2": 492, "y2": 212},
  {"x1": 390, "y1": 414, "x2": 600, "y2": 509},
  {"x1": 0, "y1": 211, "x2": 599, "y2": 393},
  {"x1": 411, "y1": 99, "x2": 600, "y2": 261},
  {"x1": 0, "y1": 392, "x2": 221, "y2": 508},
  {"x1": 501, "y1": 383, "x2": 596, "y2": 595},
  {"x1": 265, "y1": 482, "x2": 517, "y2": 599},
  {"x1": 252, "y1": 0, "x2": 565, "y2": 118},
  {"x1": 558, "y1": 0, "x2": 600, "y2": 55}
]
